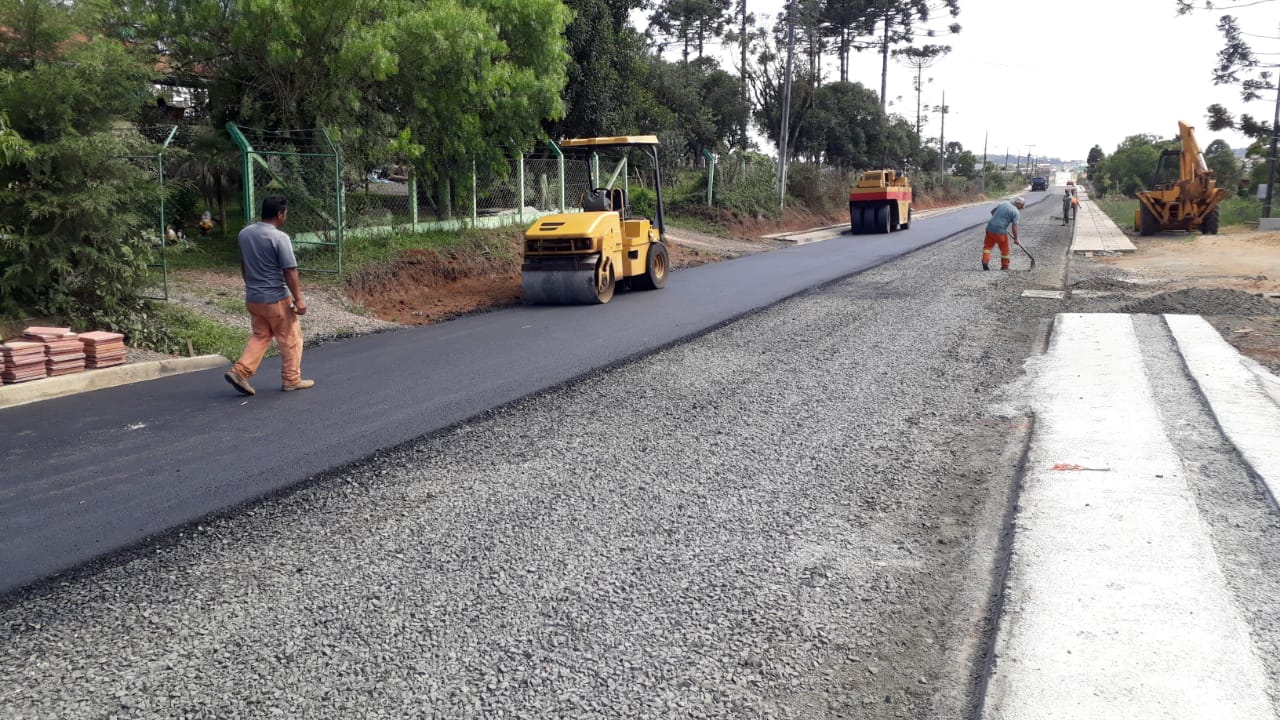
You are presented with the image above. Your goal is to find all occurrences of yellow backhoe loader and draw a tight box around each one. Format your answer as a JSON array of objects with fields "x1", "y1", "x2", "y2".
[
  {"x1": 1134, "y1": 121, "x2": 1229, "y2": 236},
  {"x1": 521, "y1": 136, "x2": 668, "y2": 304}
]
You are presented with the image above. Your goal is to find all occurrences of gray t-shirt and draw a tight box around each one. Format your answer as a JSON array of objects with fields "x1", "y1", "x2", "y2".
[{"x1": 238, "y1": 222, "x2": 297, "y2": 304}]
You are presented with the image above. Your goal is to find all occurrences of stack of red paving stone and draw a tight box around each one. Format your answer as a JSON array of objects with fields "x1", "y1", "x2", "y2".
[
  {"x1": 24, "y1": 326, "x2": 86, "y2": 378},
  {"x1": 0, "y1": 339, "x2": 48, "y2": 383},
  {"x1": 79, "y1": 331, "x2": 127, "y2": 369}
]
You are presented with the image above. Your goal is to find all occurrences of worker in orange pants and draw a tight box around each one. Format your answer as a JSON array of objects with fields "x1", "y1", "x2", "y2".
[{"x1": 983, "y1": 197, "x2": 1025, "y2": 270}]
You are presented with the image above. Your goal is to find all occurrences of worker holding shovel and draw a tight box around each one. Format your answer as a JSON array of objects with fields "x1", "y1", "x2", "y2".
[{"x1": 983, "y1": 197, "x2": 1024, "y2": 271}]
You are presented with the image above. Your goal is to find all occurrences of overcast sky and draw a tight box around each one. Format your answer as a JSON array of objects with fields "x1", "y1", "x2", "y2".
[{"x1": 640, "y1": 0, "x2": 1276, "y2": 162}]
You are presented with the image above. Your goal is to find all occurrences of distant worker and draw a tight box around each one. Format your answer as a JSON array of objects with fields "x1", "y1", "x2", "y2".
[
  {"x1": 224, "y1": 194, "x2": 315, "y2": 396},
  {"x1": 983, "y1": 197, "x2": 1024, "y2": 271},
  {"x1": 1071, "y1": 193, "x2": 1080, "y2": 223},
  {"x1": 1062, "y1": 190, "x2": 1073, "y2": 226}
]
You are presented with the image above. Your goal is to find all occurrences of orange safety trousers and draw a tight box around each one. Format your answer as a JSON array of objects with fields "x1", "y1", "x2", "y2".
[
  {"x1": 983, "y1": 231, "x2": 1011, "y2": 270},
  {"x1": 233, "y1": 297, "x2": 303, "y2": 385}
]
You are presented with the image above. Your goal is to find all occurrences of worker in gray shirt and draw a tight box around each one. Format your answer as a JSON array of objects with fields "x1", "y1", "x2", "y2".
[
  {"x1": 224, "y1": 195, "x2": 314, "y2": 395},
  {"x1": 1062, "y1": 189, "x2": 1073, "y2": 226}
]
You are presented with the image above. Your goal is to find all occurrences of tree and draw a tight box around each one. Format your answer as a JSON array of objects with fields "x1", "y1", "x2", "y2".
[
  {"x1": 553, "y1": 0, "x2": 653, "y2": 139},
  {"x1": 0, "y1": 0, "x2": 164, "y2": 330},
  {"x1": 1093, "y1": 134, "x2": 1168, "y2": 197},
  {"x1": 1177, "y1": 0, "x2": 1277, "y2": 213},
  {"x1": 1086, "y1": 144, "x2": 1106, "y2": 179},
  {"x1": 639, "y1": 57, "x2": 750, "y2": 160},
  {"x1": 795, "y1": 80, "x2": 880, "y2": 165},
  {"x1": 820, "y1": 0, "x2": 876, "y2": 84},
  {"x1": 1204, "y1": 138, "x2": 1244, "y2": 192},
  {"x1": 862, "y1": 0, "x2": 961, "y2": 111},
  {"x1": 893, "y1": 44, "x2": 950, "y2": 136},
  {"x1": 112, "y1": 0, "x2": 572, "y2": 204},
  {"x1": 650, "y1": 0, "x2": 733, "y2": 62}
]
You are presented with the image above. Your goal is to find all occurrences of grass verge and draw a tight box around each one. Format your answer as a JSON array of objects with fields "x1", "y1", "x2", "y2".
[
  {"x1": 1093, "y1": 195, "x2": 1261, "y2": 233},
  {"x1": 150, "y1": 302, "x2": 250, "y2": 361},
  {"x1": 1094, "y1": 197, "x2": 1138, "y2": 231}
]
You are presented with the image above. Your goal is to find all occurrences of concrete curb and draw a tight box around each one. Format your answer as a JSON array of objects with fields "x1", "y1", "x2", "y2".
[{"x1": 0, "y1": 355, "x2": 228, "y2": 411}]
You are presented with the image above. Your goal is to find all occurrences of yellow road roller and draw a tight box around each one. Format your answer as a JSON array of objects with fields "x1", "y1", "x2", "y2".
[{"x1": 522, "y1": 136, "x2": 668, "y2": 304}]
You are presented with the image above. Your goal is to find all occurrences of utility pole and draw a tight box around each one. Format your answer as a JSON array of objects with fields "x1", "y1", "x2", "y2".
[
  {"x1": 937, "y1": 91, "x2": 947, "y2": 176},
  {"x1": 915, "y1": 70, "x2": 923, "y2": 137},
  {"x1": 778, "y1": 0, "x2": 796, "y2": 208},
  {"x1": 880, "y1": 17, "x2": 891, "y2": 111},
  {"x1": 738, "y1": 0, "x2": 748, "y2": 151},
  {"x1": 1025, "y1": 145, "x2": 1035, "y2": 176},
  {"x1": 982, "y1": 131, "x2": 988, "y2": 196},
  {"x1": 1264, "y1": 83, "x2": 1279, "y2": 219}
]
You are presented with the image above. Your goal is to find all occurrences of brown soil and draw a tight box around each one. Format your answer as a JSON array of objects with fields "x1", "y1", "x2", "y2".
[
  {"x1": 1094, "y1": 230, "x2": 1280, "y2": 296},
  {"x1": 345, "y1": 243, "x2": 524, "y2": 326}
]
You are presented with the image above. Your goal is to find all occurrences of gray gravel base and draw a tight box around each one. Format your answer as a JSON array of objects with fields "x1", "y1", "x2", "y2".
[
  {"x1": 1134, "y1": 315, "x2": 1280, "y2": 709},
  {"x1": 1, "y1": 206, "x2": 1070, "y2": 719}
]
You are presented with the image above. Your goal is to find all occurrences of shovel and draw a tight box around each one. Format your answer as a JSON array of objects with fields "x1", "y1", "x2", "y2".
[{"x1": 1016, "y1": 241, "x2": 1036, "y2": 270}]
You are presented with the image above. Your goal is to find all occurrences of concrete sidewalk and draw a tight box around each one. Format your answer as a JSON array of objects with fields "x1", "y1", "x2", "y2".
[
  {"x1": 1070, "y1": 191, "x2": 1136, "y2": 254},
  {"x1": 981, "y1": 313, "x2": 1279, "y2": 719}
]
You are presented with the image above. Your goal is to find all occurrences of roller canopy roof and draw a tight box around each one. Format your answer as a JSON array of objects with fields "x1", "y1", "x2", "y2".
[{"x1": 559, "y1": 136, "x2": 660, "y2": 148}]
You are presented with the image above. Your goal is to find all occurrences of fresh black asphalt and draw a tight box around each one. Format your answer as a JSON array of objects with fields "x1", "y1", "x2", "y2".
[{"x1": 0, "y1": 194, "x2": 1049, "y2": 595}]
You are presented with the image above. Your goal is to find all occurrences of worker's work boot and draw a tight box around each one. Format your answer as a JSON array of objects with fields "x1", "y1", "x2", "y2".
[
  {"x1": 224, "y1": 370, "x2": 255, "y2": 396},
  {"x1": 982, "y1": 262, "x2": 989, "y2": 271},
  {"x1": 282, "y1": 379, "x2": 316, "y2": 392}
]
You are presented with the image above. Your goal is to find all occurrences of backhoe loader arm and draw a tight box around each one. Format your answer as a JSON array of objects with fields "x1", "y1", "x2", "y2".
[{"x1": 1178, "y1": 121, "x2": 1209, "y2": 181}]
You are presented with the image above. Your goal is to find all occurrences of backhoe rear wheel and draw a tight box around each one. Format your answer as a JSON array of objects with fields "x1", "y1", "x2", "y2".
[
  {"x1": 1139, "y1": 205, "x2": 1158, "y2": 236},
  {"x1": 1201, "y1": 208, "x2": 1220, "y2": 235},
  {"x1": 632, "y1": 242, "x2": 668, "y2": 291}
]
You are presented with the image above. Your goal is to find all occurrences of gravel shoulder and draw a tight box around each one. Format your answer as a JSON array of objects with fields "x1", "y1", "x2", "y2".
[{"x1": 0, "y1": 204, "x2": 1071, "y2": 718}]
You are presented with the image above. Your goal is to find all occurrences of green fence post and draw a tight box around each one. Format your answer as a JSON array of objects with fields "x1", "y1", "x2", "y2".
[
  {"x1": 157, "y1": 125, "x2": 177, "y2": 301},
  {"x1": 518, "y1": 151, "x2": 525, "y2": 225},
  {"x1": 410, "y1": 174, "x2": 419, "y2": 231},
  {"x1": 472, "y1": 160, "x2": 478, "y2": 227},
  {"x1": 226, "y1": 122, "x2": 254, "y2": 225},
  {"x1": 548, "y1": 140, "x2": 564, "y2": 211},
  {"x1": 322, "y1": 127, "x2": 343, "y2": 275},
  {"x1": 702, "y1": 148, "x2": 715, "y2": 207}
]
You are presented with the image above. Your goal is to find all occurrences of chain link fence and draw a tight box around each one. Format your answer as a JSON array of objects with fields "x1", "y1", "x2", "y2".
[
  {"x1": 227, "y1": 123, "x2": 343, "y2": 273},
  {"x1": 112, "y1": 124, "x2": 183, "y2": 300}
]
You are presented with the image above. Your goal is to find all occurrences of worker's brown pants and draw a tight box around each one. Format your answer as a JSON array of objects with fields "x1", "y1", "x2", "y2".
[
  {"x1": 233, "y1": 297, "x2": 303, "y2": 385},
  {"x1": 983, "y1": 231, "x2": 1011, "y2": 270}
]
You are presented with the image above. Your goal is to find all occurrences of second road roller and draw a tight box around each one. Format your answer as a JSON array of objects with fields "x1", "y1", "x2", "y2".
[{"x1": 522, "y1": 136, "x2": 669, "y2": 304}]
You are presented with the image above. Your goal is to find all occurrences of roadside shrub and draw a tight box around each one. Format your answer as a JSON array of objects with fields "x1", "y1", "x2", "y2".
[
  {"x1": 0, "y1": 5, "x2": 163, "y2": 338},
  {"x1": 630, "y1": 187, "x2": 656, "y2": 219},
  {"x1": 715, "y1": 152, "x2": 782, "y2": 219},
  {"x1": 1218, "y1": 196, "x2": 1261, "y2": 227}
]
